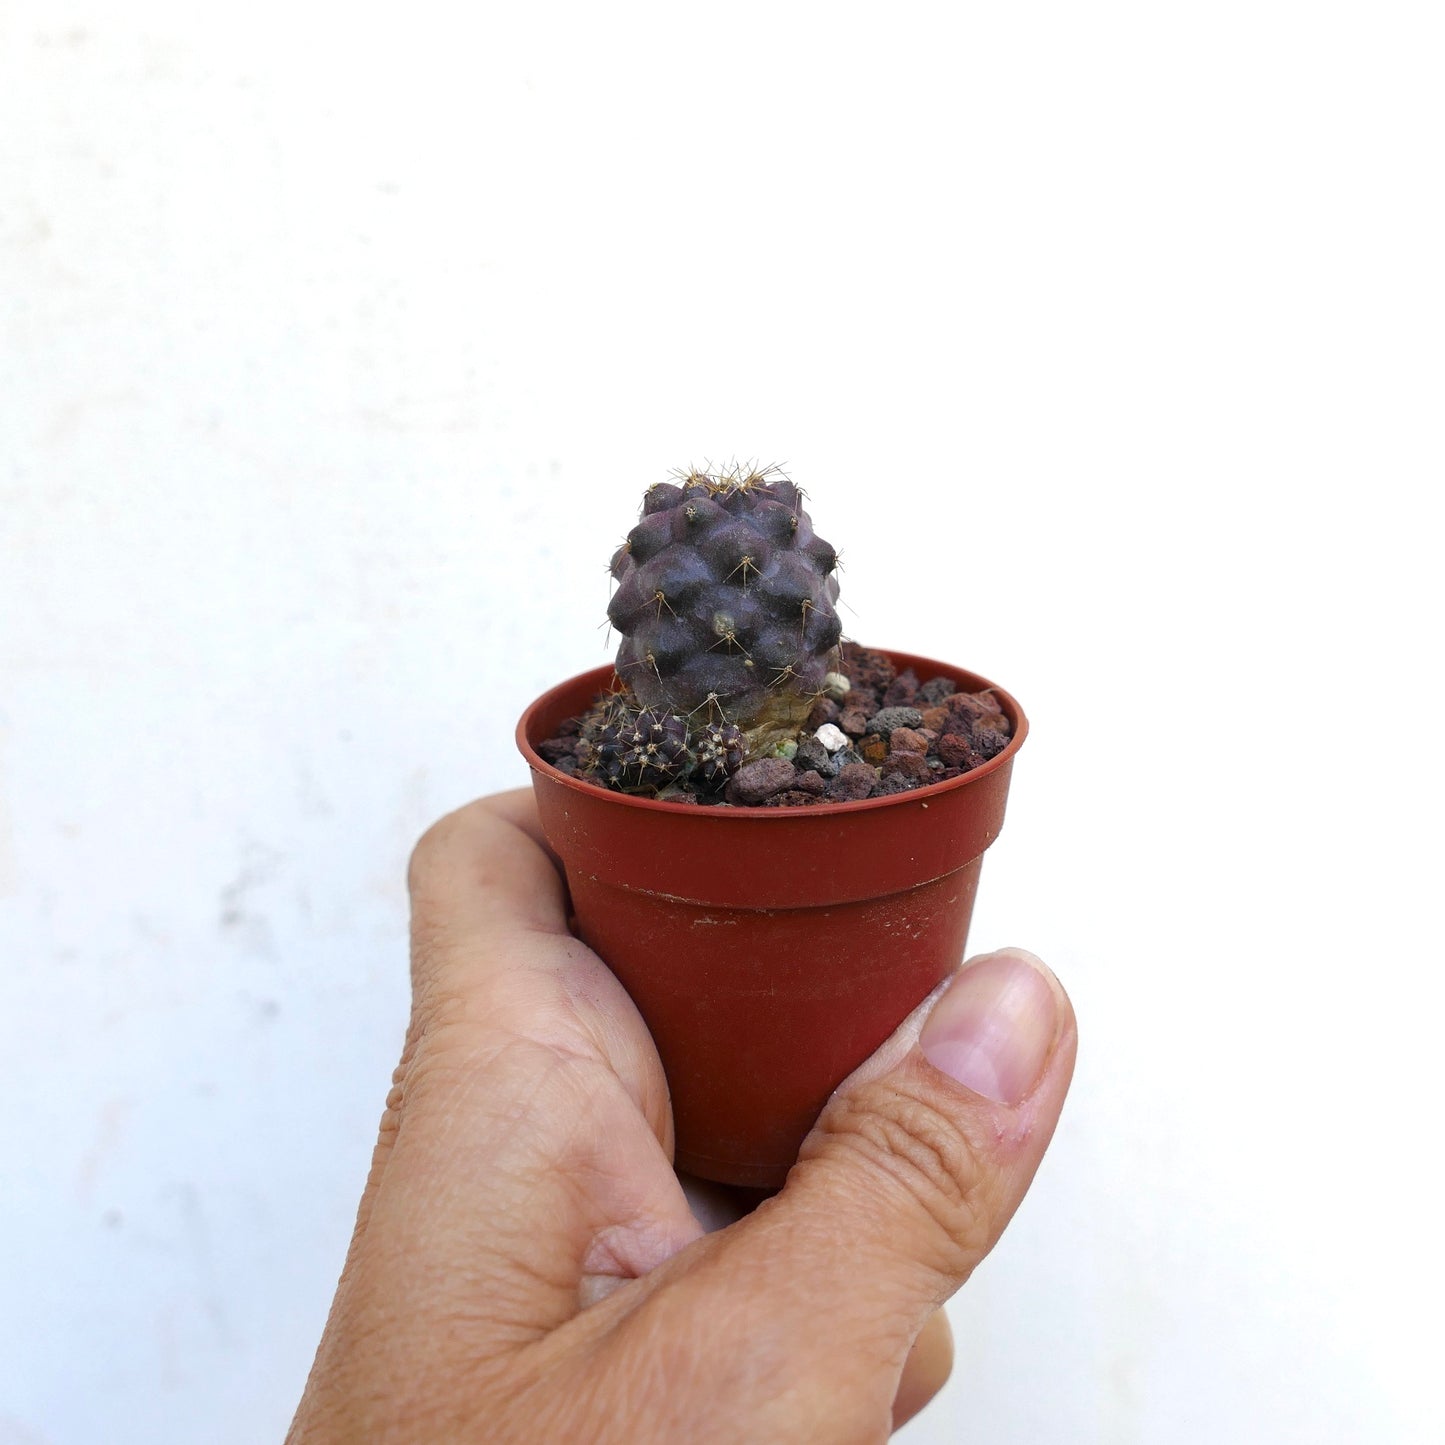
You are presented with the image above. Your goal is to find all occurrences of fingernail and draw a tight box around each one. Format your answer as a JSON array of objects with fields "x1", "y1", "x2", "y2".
[{"x1": 918, "y1": 950, "x2": 1061, "y2": 1105}]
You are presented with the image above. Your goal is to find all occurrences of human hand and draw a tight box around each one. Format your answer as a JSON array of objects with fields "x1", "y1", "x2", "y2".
[{"x1": 289, "y1": 791, "x2": 1076, "y2": 1444}]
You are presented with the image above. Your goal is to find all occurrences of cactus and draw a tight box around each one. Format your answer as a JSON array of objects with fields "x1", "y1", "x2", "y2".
[
  {"x1": 617, "y1": 707, "x2": 692, "y2": 793},
  {"x1": 577, "y1": 694, "x2": 633, "y2": 790},
  {"x1": 578, "y1": 694, "x2": 701, "y2": 796},
  {"x1": 692, "y1": 721, "x2": 745, "y2": 790},
  {"x1": 607, "y1": 466, "x2": 843, "y2": 761},
  {"x1": 552, "y1": 472, "x2": 1012, "y2": 803}
]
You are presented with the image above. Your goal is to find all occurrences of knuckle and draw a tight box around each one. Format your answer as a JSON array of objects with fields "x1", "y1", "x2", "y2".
[
  {"x1": 407, "y1": 909, "x2": 458, "y2": 991},
  {"x1": 406, "y1": 808, "x2": 465, "y2": 894},
  {"x1": 401, "y1": 988, "x2": 477, "y2": 1087},
  {"x1": 810, "y1": 1071, "x2": 993, "y2": 1278},
  {"x1": 407, "y1": 797, "x2": 504, "y2": 894}
]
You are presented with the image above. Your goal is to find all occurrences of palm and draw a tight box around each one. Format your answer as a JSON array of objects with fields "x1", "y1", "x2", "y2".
[
  {"x1": 395, "y1": 791, "x2": 715, "y2": 1330},
  {"x1": 295, "y1": 789, "x2": 1060, "y2": 1440}
]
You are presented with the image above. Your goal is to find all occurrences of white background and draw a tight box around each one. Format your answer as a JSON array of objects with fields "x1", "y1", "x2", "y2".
[{"x1": 3, "y1": 3, "x2": 1442, "y2": 1441}]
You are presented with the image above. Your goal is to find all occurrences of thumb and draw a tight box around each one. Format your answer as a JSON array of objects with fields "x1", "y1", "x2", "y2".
[
  {"x1": 656, "y1": 948, "x2": 1077, "y2": 1431},
  {"x1": 791, "y1": 947, "x2": 1075, "y2": 1300},
  {"x1": 789, "y1": 946, "x2": 1074, "y2": 1292}
]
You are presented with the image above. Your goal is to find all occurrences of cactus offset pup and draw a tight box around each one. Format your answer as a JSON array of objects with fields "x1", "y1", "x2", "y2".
[{"x1": 538, "y1": 465, "x2": 1012, "y2": 805}]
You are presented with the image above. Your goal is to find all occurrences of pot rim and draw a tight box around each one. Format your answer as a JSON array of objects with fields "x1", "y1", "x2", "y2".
[{"x1": 516, "y1": 648, "x2": 1028, "y2": 819}]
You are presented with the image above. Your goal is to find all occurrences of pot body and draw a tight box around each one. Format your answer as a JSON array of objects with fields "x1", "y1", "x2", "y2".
[{"x1": 517, "y1": 650, "x2": 1025, "y2": 1187}]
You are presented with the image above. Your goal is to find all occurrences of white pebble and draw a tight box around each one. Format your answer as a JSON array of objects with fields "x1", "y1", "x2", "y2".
[
  {"x1": 815, "y1": 723, "x2": 849, "y2": 752},
  {"x1": 822, "y1": 671, "x2": 852, "y2": 702}
]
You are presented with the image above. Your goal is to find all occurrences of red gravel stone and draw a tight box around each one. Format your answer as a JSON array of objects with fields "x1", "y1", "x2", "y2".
[
  {"x1": 937, "y1": 733, "x2": 980, "y2": 770},
  {"x1": 918, "y1": 676, "x2": 960, "y2": 705},
  {"x1": 805, "y1": 697, "x2": 842, "y2": 729},
  {"x1": 920, "y1": 705, "x2": 948, "y2": 732},
  {"x1": 764, "y1": 789, "x2": 825, "y2": 808},
  {"x1": 881, "y1": 751, "x2": 933, "y2": 785},
  {"x1": 838, "y1": 707, "x2": 870, "y2": 738},
  {"x1": 826, "y1": 761, "x2": 878, "y2": 801},
  {"x1": 942, "y1": 691, "x2": 1006, "y2": 732},
  {"x1": 888, "y1": 726, "x2": 929, "y2": 755},
  {"x1": 537, "y1": 736, "x2": 578, "y2": 763},
  {"x1": 724, "y1": 757, "x2": 798, "y2": 805},
  {"x1": 882, "y1": 668, "x2": 920, "y2": 707},
  {"x1": 840, "y1": 643, "x2": 895, "y2": 694},
  {"x1": 792, "y1": 769, "x2": 827, "y2": 795},
  {"x1": 972, "y1": 725, "x2": 1010, "y2": 759},
  {"x1": 858, "y1": 733, "x2": 889, "y2": 765}
]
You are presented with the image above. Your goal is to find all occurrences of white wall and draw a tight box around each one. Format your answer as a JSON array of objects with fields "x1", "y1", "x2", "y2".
[{"x1": 3, "y1": 4, "x2": 1441, "y2": 1441}]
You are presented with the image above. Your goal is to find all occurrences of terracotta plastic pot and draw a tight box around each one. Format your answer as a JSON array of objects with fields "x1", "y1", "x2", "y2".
[{"x1": 516, "y1": 650, "x2": 1026, "y2": 1188}]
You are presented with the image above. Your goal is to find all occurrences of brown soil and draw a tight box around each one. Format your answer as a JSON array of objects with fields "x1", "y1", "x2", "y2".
[{"x1": 536, "y1": 641, "x2": 1012, "y2": 807}]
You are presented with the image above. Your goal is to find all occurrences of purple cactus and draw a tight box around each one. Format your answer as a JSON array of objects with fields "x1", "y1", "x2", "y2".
[
  {"x1": 607, "y1": 467, "x2": 843, "y2": 740},
  {"x1": 692, "y1": 721, "x2": 745, "y2": 790},
  {"x1": 616, "y1": 708, "x2": 692, "y2": 793}
]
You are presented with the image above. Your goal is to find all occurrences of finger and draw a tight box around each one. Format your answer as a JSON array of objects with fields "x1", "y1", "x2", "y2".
[
  {"x1": 892, "y1": 1309, "x2": 953, "y2": 1431},
  {"x1": 405, "y1": 798, "x2": 661, "y2": 1124},
  {"x1": 352, "y1": 801, "x2": 695, "y2": 1322},
  {"x1": 673, "y1": 1175, "x2": 953, "y2": 1429},
  {"x1": 805, "y1": 946, "x2": 1070, "y2": 1279},
  {"x1": 343, "y1": 794, "x2": 573, "y2": 1250},
  {"x1": 676, "y1": 1173, "x2": 954, "y2": 1428},
  {"x1": 679, "y1": 1175, "x2": 778, "y2": 1234},
  {"x1": 786, "y1": 945, "x2": 1073, "y2": 1300},
  {"x1": 750, "y1": 947, "x2": 1073, "y2": 1421},
  {"x1": 299, "y1": 796, "x2": 709, "y2": 1431},
  {"x1": 406, "y1": 794, "x2": 570, "y2": 982},
  {"x1": 582, "y1": 948, "x2": 1075, "y2": 1436},
  {"x1": 472, "y1": 785, "x2": 565, "y2": 874}
]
